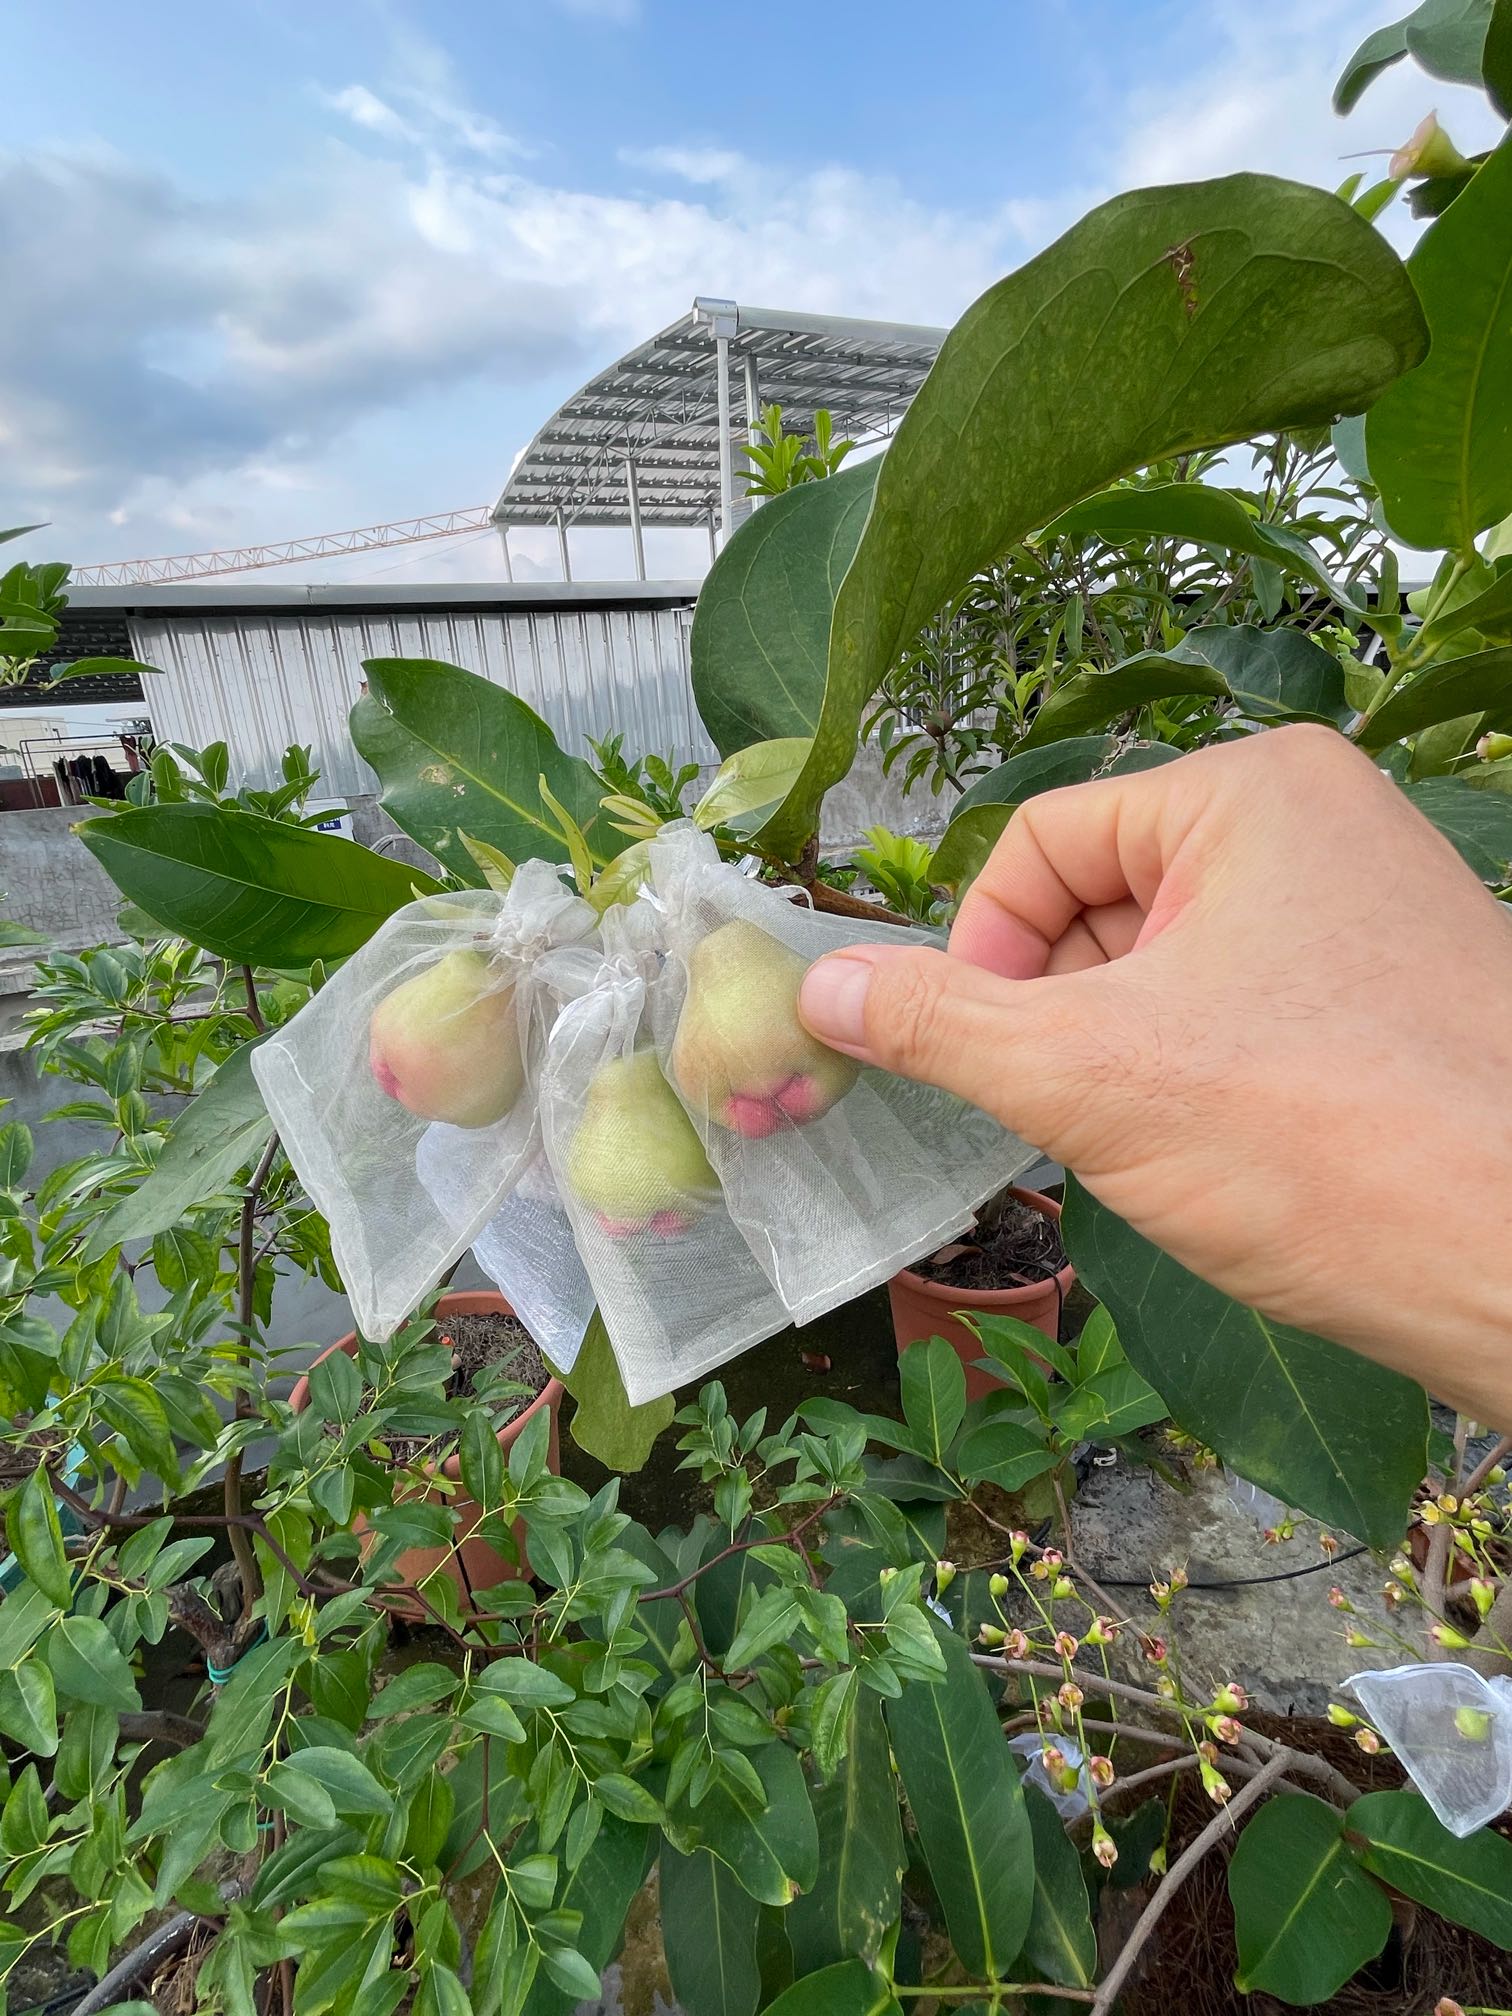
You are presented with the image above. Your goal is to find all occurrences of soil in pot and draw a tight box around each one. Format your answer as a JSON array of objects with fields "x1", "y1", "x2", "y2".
[
  {"x1": 908, "y1": 1190, "x2": 1067, "y2": 1294},
  {"x1": 343, "y1": 1309, "x2": 548, "y2": 1469}
]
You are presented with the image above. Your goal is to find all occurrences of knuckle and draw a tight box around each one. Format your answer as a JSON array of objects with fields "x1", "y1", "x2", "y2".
[{"x1": 866, "y1": 950, "x2": 953, "y2": 1076}]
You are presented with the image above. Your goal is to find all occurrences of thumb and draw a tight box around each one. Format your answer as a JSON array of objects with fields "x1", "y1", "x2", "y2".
[{"x1": 797, "y1": 941, "x2": 1117, "y2": 1152}]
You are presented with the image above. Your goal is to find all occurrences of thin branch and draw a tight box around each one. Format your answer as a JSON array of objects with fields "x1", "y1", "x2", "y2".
[
  {"x1": 1463, "y1": 1435, "x2": 1512, "y2": 1499},
  {"x1": 638, "y1": 1498, "x2": 837, "y2": 1607},
  {"x1": 241, "y1": 966, "x2": 266, "y2": 1033},
  {"x1": 1089, "y1": 1753, "x2": 1291, "y2": 2016},
  {"x1": 225, "y1": 1131, "x2": 279, "y2": 1607},
  {"x1": 1050, "y1": 1472, "x2": 1126, "y2": 1623}
]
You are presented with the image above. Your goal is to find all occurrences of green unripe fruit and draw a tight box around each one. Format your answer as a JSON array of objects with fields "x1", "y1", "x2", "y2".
[
  {"x1": 671, "y1": 920, "x2": 860, "y2": 1136},
  {"x1": 368, "y1": 950, "x2": 523, "y2": 1128},
  {"x1": 567, "y1": 1049, "x2": 718, "y2": 1237}
]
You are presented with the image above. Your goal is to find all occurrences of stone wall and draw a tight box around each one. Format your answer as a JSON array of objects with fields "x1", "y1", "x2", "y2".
[{"x1": 0, "y1": 805, "x2": 125, "y2": 954}]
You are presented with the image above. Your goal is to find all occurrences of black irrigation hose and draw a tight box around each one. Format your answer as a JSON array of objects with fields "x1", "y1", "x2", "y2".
[{"x1": 1092, "y1": 1545, "x2": 1368, "y2": 1591}]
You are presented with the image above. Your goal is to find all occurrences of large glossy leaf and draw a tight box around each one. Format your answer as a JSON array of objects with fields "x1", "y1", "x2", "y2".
[
  {"x1": 1019, "y1": 652, "x2": 1230, "y2": 749},
  {"x1": 691, "y1": 464, "x2": 878, "y2": 760},
  {"x1": 1351, "y1": 1790, "x2": 1512, "y2": 1944},
  {"x1": 884, "y1": 1620, "x2": 1033, "y2": 1977},
  {"x1": 660, "y1": 1845, "x2": 761, "y2": 2016},
  {"x1": 350, "y1": 657, "x2": 621, "y2": 882},
  {"x1": 1017, "y1": 1783, "x2": 1096, "y2": 1989},
  {"x1": 1416, "y1": 565, "x2": 1512, "y2": 653},
  {"x1": 756, "y1": 173, "x2": 1426, "y2": 856},
  {"x1": 549, "y1": 1312, "x2": 673, "y2": 1473},
  {"x1": 1368, "y1": 131, "x2": 1512, "y2": 556},
  {"x1": 1403, "y1": 775, "x2": 1512, "y2": 879},
  {"x1": 75, "y1": 805, "x2": 436, "y2": 967},
  {"x1": 786, "y1": 1692, "x2": 905, "y2": 1975},
  {"x1": 1045, "y1": 483, "x2": 1349, "y2": 606},
  {"x1": 934, "y1": 743, "x2": 1181, "y2": 893},
  {"x1": 1358, "y1": 647, "x2": 1512, "y2": 749},
  {"x1": 675, "y1": 1741, "x2": 819, "y2": 1906},
  {"x1": 521, "y1": 1815, "x2": 654, "y2": 2016},
  {"x1": 693, "y1": 738, "x2": 813, "y2": 837},
  {"x1": 84, "y1": 1041, "x2": 271, "y2": 1260},
  {"x1": 757, "y1": 1962, "x2": 901, "y2": 2016},
  {"x1": 1406, "y1": 0, "x2": 1496, "y2": 80},
  {"x1": 1333, "y1": 14, "x2": 1411, "y2": 109},
  {"x1": 1228, "y1": 1793, "x2": 1391, "y2": 2001},
  {"x1": 1062, "y1": 1177, "x2": 1428, "y2": 1547},
  {"x1": 898, "y1": 1338, "x2": 966, "y2": 1466},
  {"x1": 1487, "y1": 0, "x2": 1512, "y2": 111}
]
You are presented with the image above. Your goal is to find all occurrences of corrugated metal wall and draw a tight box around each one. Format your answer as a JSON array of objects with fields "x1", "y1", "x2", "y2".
[{"x1": 127, "y1": 597, "x2": 712, "y2": 797}]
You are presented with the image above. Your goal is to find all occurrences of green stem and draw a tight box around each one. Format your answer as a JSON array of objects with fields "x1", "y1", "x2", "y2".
[{"x1": 1368, "y1": 555, "x2": 1471, "y2": 705}]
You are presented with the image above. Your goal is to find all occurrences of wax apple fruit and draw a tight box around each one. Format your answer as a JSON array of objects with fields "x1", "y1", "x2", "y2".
[
  {"x1": 368, "y1": 951, "x2": 524, "y2": 1128},
  {"x1": 670, "y1": 919, "x2": 860, "y2": 1137},
  {"x1": 567, "y1": 1049, "x2": 717, "y2": 1237}
]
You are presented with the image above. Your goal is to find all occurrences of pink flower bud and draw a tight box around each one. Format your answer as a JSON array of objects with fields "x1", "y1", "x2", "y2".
[
  {"x1": 1430, "y1": 1622, "x2": 1470, "y2": 1650},
  {"x1": 1040, "y1": 1548, "x2": 1063, "y2": 1571},
  {"x1": 1328, "y1": 1586, "x2": 1351, "y2": 1611},
  {"x1": 1092, "y1": 1825, "x2": 1118, "y2": 1869},
  {"x1": 1210, "y1": 1715, "x2": 1244, "y2": 1746},
  {"x1": 977, "y1": 1623, "x2": 1006, "y2": 1647},
  {"x1": 1041, "y1": 1744, "x2": 1066, "y2": 1775},
  {"x1": 1054, "y1": 1631, "x2": 1079, "y2": 1659},
  {"x1": 1142, "y1": 1636, "x2": 1168, "y2": 1666},
  {"x1": 1090, "y1": 1754, "x2": 1114, "y2": 1788},
  {"x1": 1212, "y1": 1683, "x2": 1248, "y2": 1714},
  {"x1": 1058, "y1": 1682, "x2": 1084, "y2": 1713},
  {"x1": 1318, "y1": 1533, "x2": 1338, "y2": 1558},
  {"x1": 1469, "y1": 1576, "x2": 1495, "y2": 1620},
  {"x1": 1009, "y1": 1530, "x2": 1028, "y2": 1563},
  {"x1": 1086, "y1": 1615, "x2": 1120, "y2": 1646},
  {"x1": 1354, "y1": 1727, "x2": 1382, "y2": 1755},
  {"x1": 1003, "y1": 1628, "x2": 1029, "y2": 1660},
  {"x1": 1435, "y1": 1997, "x2": 1467, "y2": 2016},
  {"x1": 1200, "y1": 1761, "x2": 1231, "y2": 1804}
]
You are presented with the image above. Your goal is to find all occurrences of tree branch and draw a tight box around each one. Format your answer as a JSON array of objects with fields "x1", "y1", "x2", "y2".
[{"x1": 225, "y1": 1131, "x2": 279, "y2": 1608}]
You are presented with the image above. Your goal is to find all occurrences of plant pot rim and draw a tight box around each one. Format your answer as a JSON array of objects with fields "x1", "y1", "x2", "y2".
[
  {"x1": 892, "y1": 1184, "x2": 1073, "y2": 1307},
  {"x1": 288, "y1": 1288, "x2": 563, "y2": 1487}
]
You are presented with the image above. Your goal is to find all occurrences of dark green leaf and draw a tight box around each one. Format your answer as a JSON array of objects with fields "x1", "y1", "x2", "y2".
[
  {"x1": 1020, "y1": 650, "x2": 1230, "y2": 748},
  {"x1": 691, "y1": 463, "x2": 879, "y2": 759},
  {"x1": 898, "y1": 1338, "x2": 966, "y2": 1465},
  {"x1": 265, "y1": 1757, "x2": 339, "y2": 1830},
  {"x1": 1487, "y1": 0, "x2": 1512, "y2": 111},
  {"x1": 351, "y1": 657, "x2": 621, "y2": 882},
  {"x1": 884, "y1": 1620, "x2": 1033, "y2": 1976},
  {"x1": 0, "y1": 1660, "x2": 57, "y2": 1755},
  {"x1": 1045, "y1": 483, "x2": 1349, "y2": 606},
  {"x1": 1352, "y1": 1789, "x2": 1512, "y2": 1944},
  {"x1": 475, "y1": 1658, "x2": 575, "y2": 1710},
  {"x1": 459, "y1": 1408, "x2": 506, "y2": 1509},
  {"x1": 283, "y1": 1745, "x2": 391, "y2": 1815},
  {"x1": 47, "y1": 1614, "x2": 141, "y2": 1710},
  {"x1": 48, "y1": 655, "x2": 163, "y2": 683},
  {"x1": 1063, "y1": 1177, "x2": 1428, "y2": 1547},
  {"x1": 520, "y1": 1812, "x2": 653, "y2": 2016},
  {"x1": 0, "y1": 1120, "x2": 33, "y2": 1188},
  {"x1": 1333, "y1": 14, "x2": 1411, "y2": 109},
  {"x1": 660, "y1": 1843, "x2": 761, "y2": 2016},
  {"x1": 787, "y1": 1690, "x2": 905, "y2": 1974},
  {"x1": 1406, "y1": 0, "x2": 1496, "y2": 81},
  {"x1": 677, "y1": 1740, "x2": 818, "y2": 1907},
  {"x1": 1018, "y1": 1784, "x2": 1096, "y2": 1988},
  {"x1": 1403, "y1": 775, "x2": 1512, "y2": 880},
  {"x1": 75, "y1": 804, "x2": 437, "y2": 966},
  {"x1": 592, "y1": 1773, "x2": 664, "y2": 1825},
  {"x1": 954, "y1": 1419, "x2": 1056, "y2": 1492},
  {"x1": 759, "y1": 173, "x2": 1426, "y2": 855},
  {"x1": 755, "y1": 1960, "x2": 902, "y2": 2016},
  {"x1": 1228, "y1": 1792, "x2": 1391, "y2": 2000},
  {"x1": 1368, "y1": 130, "x2": 1512, "y2": 555},
  {"x1": 7, "y1": 1464, "x2": 72, "y2": 1607},
  {"x1": 552, "y1": 1312, "x2": 673, "y2": 1473},
  {"x1": 1359, "y1": 647, "x2": 1512, "y2": 749}
]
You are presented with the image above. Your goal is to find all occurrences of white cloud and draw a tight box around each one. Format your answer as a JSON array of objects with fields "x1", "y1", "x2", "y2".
[
  {"x1": 620, "y1": 144, "x2": 744, "y2": 183},
  {"x1": 319, "y1": 84, "x2": 418, "y2": 145}
]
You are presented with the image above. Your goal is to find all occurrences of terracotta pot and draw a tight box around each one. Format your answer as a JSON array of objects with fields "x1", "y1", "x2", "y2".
[
  {"x1": 887, "y1": 1186, "x2": 1075, "y2": 1403},
  {"x1": 288, "y1": 1290, "x2": 563, "y2": 1612}
]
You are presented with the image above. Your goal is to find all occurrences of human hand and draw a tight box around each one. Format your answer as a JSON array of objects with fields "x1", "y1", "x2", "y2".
[{"x1": 799, "y1": 727, "x2": 1512, "y2": 1424}]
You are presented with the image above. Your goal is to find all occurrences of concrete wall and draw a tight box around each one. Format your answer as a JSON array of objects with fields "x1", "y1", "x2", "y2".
[{"x1": 1, "y1": 805, "x2": 125, "y2": 954}]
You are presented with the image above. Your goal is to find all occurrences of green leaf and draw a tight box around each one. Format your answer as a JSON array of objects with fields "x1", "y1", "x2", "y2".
[
  {"x1": 691, "y1": 464, "x2": 878, "y2": 759},
  {"x1": 350, "y1": 657, "x2": 621, "y2": 882},
  {"x1": 1333, "y1": 14, "x2": 1411, "y2": 109},
  {"x1": 677, "y1": 1740, "x2": 819, "y2": 1907},
  {"x1": 475, "y1": 1657, "x2": 576, "y2": 1710},
  {"x1": 0, "y1": 1120, "x2": 33, "y2": 1188},
  {"x1": 693, "y1": 738, "x2": 814, "y2": 836},
  {"x1": 755, "y1": 1960, "x2": 902, "y2": 2016},
  {"x1": 1368, "y1": 130, "x2": 1512, "y2": 556},
  {"x1": 1045, "y1": 482, "x2": 1350, "y2": 606},
  {"x1": 550, "y1": 1312, "x2": 673, "y2": 1473},
  {"x1": 84, "y1": 1041, "x2": 273, "y2": 1260},
  {"x1": 48, "y1": 655, "x2": 164, "y2": 683},
  {"x1": 1020, "y1": 651, "x2": 1232, "y2": 748},
  {"x1": 520, "y1": 1812, "x2": 653, "y2": 2016},
  {"x1": 1351, "y1": 1789, "x2": 1512, "y2": 1944},
  {"x1": 1063, "y1": 1176, "x2": 1428, "y2": 1547},
  {"x1": 459, "y1": 1408, "x2": 506, "y2": 1510},
  {"x1": 897, "y1": 1337, "x2": 966, "y2": 1465},
  {"x1": 1403, "y1": 775, "x2": 1512, "y2": 879},
  {"x1": 265, "y1": 1757, "x2": 339, "y2": 1830},
  {"x1": 46, "y1": 1613, "x2": 141, "y2": 1710},
  {"x1": 1018, "y1": 1783, "x2": 1096, "y2": 1988},
  {"x1": 787, "y1": 1690, "x2": 905, "y2": 1974},
  {"x1": 7, "y1": 1464, "x2": 72, "y2": 1608},
  {"x1": 592, "y1": 1773, "x2": 664, "y2": 1825},
  {"x1": 1406, "y1": 0, "x2": 1496, "y2": 81},
  {"x1": 1359, "y1": 647, "x2": 1512, "y2": 749},
  {"x1": 759, "y1": 173, "x2": 1427, "y2": 856},
  {"x1": 0, "y1": 1660, "x2": 57, "y2": 1755},
  {"x1": 954, "y1": 1419, "x2": 1056, "y2": 1492},
  {"x1": 723, "y1": 1586, "x2": 802, "y2": 1671},
  {"x1": 934, "y1": 743, "x2": 1182, "y2": 893},
  {"x1": 284, "y1": 1745, "x2": 392, "y2": 1816},
  {"x1": 1487, "y1": 0, "x2": 1512, "y2": 111},
  {"x1": 1228, "y1": 1792, "x2": 1391, "y2": 2000},
  {"x1": 883, "y1": 1619, "x2": 1033, "y2": 1977},
  {"x1": 75, "y1": 804, "x2": 437, "y2": 966},
  {"x1": 660, "y1": 1843, "x2": 761, "y2": 2016}
]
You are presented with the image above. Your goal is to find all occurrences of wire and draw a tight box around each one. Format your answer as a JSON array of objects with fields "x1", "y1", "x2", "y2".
[{"x1": 1092, "y1": 1545, "x2": 1368, "y2": 1592}]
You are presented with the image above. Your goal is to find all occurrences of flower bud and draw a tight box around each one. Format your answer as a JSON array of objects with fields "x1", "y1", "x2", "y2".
[
  {"x1": 1319, "y1": 1532, "x2": 1339, "y2": 1558},
  {"x1": 1009, "y1": 1530, "x2": 1028, "y2": 1564},
  {"x1": 1169, "y1": 1566, "x2": 1188, "y2": 1592},
  {"x1": 1210, "y1": 1715, "x2": 1244, "y2": 1747},
  {"x1": 1142, "y1": 1636, "x2": 1168, "y2": 1666},
  {"x1": 934, "y1": 1560, "x2": 957, "y2": 1594},
  {"x1": 1156, "y1": 1675, "x2": 1178, "y2": 1700},
  {"x1": 1390, "y1": 111, "x2": 1469, "y2": 182},
  {"x1": 1057, "y1": 1761, "x2": 1082, "y2": 1794},
  {"x1": 1089, "y1": 1754, "x2": 1115, "y2": 1788},
  {"x1": 1430, "y1": 1622, "x2": 1470, "y2": 1650},
  {"x1": 1488, "y1": 1464, "x2": 1507, "y2": 1486},
  {"x1": 1469, "y1": 1576, "x2": 1495, "y2": 1619},
  {"x1": 1041, "y1": 1744, "x2": 1066, "y2": 1775},
  {"x1": 1420, "y1": 1501, "x2": 1442, "y2": 1526},
  {"x1": 1040, "y1": 1548, "x2": 1064, "y2": 1571},
  {"x1": 1328, "y1": 1586, "x2": 1352, "y2": 1612},
  {"x1": 1389, "y1": 1554, "x2": 1414, "y2": 1582},
  {"x1": 1092, "y1": 1824, "x2": 1118, "y2": 1869},
  {"x1": 1051, "y1": 1575, "x2": 1076, "y2": 1601},
  {"x1": 1438, "y1": 1494, "x2": 1459, "y2": 1516},
  {"x1": 1345, "y1": 1629, "x2": 1377, "y2": 1649},
  {"x1": 1086, "y1": 1615, "x2": 1120, "y2": 1646},
  {"x1": 1455, "y1": 1705, "x2": 1493, "y2": 1742},
  {"x1": 878, "y1": 1566, "x2": 898, "y2": 1586},
  {"x1": 988, "y1": 1572, "x2": 1009, "y2": 1601},
  {"x1": 1213, "y1": 1683, "x2": 1248, "y2": 1714},
  {"x1": 1058, "y1": 1681, "x2": 1084, "y2": 1713},
  {"x1": 1327, "y1": 1703, "x2": 1358, "y2": 1728},
  {"x1": 1003, "y1": 1628, "x2": 1029, "y2": 1660},
  {"x1": 1149, "y1": 1842, "x2": 1167, "y2": 1876},
  {"x1": 1149, "y1": 1579, "x2": 1171, "y2": 1607},
  {"x1": 978, "y1": 1623, "x2": 1006, "y2": 1647},
  {"x1": 1382, "y1": 1581, "x2": 1405, "y2": 1610},
  {"x1": 1435, "y1": 1997, "x2": 1467, "y2": 2016},
  {"x1": 1200, "y1": 1760, "x2": 1232, "y2": 1804},
  {"x1": 1054, "y1": 1631, "x2": 1079, "y2": 1659},
  {"x1": 1354, "y1": 1727, "x2": 1382, "y2": 1755}
]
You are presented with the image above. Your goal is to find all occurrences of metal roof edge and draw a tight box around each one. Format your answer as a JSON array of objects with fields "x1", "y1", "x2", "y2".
[{"x1": 67, "y1": 579, "x2": 703, "y2": 614}]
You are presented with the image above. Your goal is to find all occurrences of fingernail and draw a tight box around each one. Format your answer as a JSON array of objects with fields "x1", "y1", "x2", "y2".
[{"x1": 799, "y1": 953, "x2": 874, "y2": 1051}]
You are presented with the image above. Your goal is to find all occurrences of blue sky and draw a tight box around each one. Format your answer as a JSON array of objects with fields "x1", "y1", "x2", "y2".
[{"x1": 2, "y1": 0, "x2": 1502, "y2": 583}]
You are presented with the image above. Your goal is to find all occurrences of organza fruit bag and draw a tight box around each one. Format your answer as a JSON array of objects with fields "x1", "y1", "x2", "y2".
[
  {"x1": 537, "y1": 907, "x2": 790, "y2": 1404},
  {"x1": 646, "y1": 822, "x2": 1039, "y2": 1324},
  {"x1": 252, "y1": 860, "x2": 597, "y2": 1341}
]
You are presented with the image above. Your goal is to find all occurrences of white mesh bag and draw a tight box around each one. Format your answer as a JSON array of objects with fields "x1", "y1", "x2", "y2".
[
  {"x1": 252, "y1": 861, "x2": 597, "y2": 1341},
  {"x1": 645, "y1": 823, "x2": 1039, "y2": 1324},
  {"x1": 538, "y1": 907, "x2": 791, "y2": 1405},
  {"x1": 1349, "y1": 1662, "x2": 1512, "y2": 1837}
]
